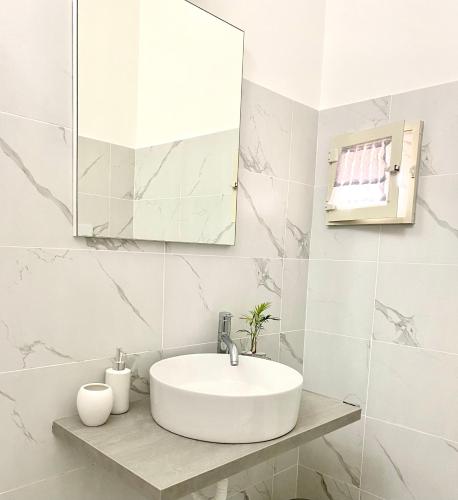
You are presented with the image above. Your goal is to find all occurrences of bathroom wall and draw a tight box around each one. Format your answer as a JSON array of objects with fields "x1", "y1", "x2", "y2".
[
  {"x1": 0, "y1": 1, "x2": 316, "y2": 498},
  {"x1": 190, "y1": 0, "x2": 326, "y2": 109},
  {"x1": 320, "y1": 0, "x2": 458, "y2": 109},
  {"x1": 299, "y1": 82, "x2": 458, "y2": 499}
]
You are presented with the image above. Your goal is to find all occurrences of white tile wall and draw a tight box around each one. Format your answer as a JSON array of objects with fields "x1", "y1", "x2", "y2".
[
  {"x1": 306, "y1": 260, "x2": 377, "y2": 339},
  {"x1": 361, "y1": 418, "x2": 458, "y2": 500},
  {"x1": 300, "y1": 81, "x2": 458, "y2": 500},
  {"x1": 0, "y1": 3, "x2": 317, "y2": 495},
  {"x1": 4, "y1": 3, "x2": 456, "y2": 499}
]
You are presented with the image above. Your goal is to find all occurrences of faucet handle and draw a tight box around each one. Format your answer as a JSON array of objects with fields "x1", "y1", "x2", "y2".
[{"x1": 218, "y1": 311, "x2": 233, "y2": 334}]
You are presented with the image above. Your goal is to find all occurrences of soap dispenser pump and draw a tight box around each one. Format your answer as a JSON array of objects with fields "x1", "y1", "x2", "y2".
[{"x1": 105, "y1": 348, "x2": 131, "y2": 414}]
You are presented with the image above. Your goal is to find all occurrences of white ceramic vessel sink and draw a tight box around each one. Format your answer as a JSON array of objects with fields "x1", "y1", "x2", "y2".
[{"x1": 149, "y1": 353, "x2": 303, "y2": 443}]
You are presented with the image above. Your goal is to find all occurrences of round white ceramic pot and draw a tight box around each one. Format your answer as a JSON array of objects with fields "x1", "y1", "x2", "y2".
[{"x1": 77, "y1": 383, "x2": 113, "y2": 427}]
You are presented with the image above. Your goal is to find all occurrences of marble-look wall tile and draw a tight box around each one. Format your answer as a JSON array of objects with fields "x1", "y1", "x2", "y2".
[
  {"x1": 161, "y1": 342, "x2": 217, "y2": 360},
  {"x1": 0, "y1": 112, "x2": 73, "y2": 247},
  {"x1": 290, "y1": 101, "x2": 318, "y2": 186},
  {"x1": 227, "y1": 459, "x2": 274, "y2": 498},
  {"x1": 109, "y1": 198, "x2": 134, "y2": 239},
  {"x1": 309, "y1": 187, "x2": 380, "y2": 262},
  {"x1": 361, "y1": 418, "x2": 458, "y2": 500},
  {"x1": 0, "y1": 0, "x2": 72, "y2": 127},
  {"x1": 178, "y1": 456, "x2": 276, "y2": 500},
  {"x1": 0, "y1": 465, "x2": 150, "y2": 500},
  {"x1": 303, "y1": 331, "x2": 370, "y2": 409},
  {"x1": 135, "y1": 129, "x2": 238, "y2": 202},
  {"x1": 110, "y1": 144, "x2": 135, "y2": 200},
  {"x1": 77, "y1": 194, "x2": 110, "y2": 238},
  {"x1": 228, "y1": 170, "x2": 288, "y2": 257},
  {"x1": 272, "y1": 466, "x2": 297, "y2": 500},
  {"x1": 0, "y1": 112, "x2": 162, "y2": 252},
  {"x1": 390, "y1": 81, "x2": 458, "y2": 176},
  {"x1": 281, "y1": 259, "x2": 308, "y2": 332},
  {"x1": 227, "y1": 479, "x2": 273, "y2": 500},
  {"x1": 0, "y1": 469, "x2": 89, "y2": 500},
  {"x1": 126, "y1": 350, "x2": 162, "y2": 398},
  {"x1": 273, "y1": 448, "x2": 298, "y2": 474},
  {"x1": 374, "y1": 263, "x2": 458, "y2": 354},
  {"x1": 303, "y1": 83, "x2": 458, "y2": 500},
  {"x1": 180, "y1": 195, "x2": 235, "y2": 245},
  {"x1": 285, "y1": 182, "x2": 313, "y2": 259},
  {"x1": 165, "y1": 80, "x2": 319, "y2": 258},
  {"x1": 235, "y1": 334, "x2": 280, "y2": 361},
  {"x1": 297, "y1": 467, "x2": 360, "y2": 500},
  {"x1": 359, "y1": 492, "x2": 385, "y2": 500},
  {"x1": 134, "y1": 142, "x2": 181, "y2": 200},
  {"x1": 163, "y1": 255, "x2": 282, "y2": 348},
  {"x1": 314, "y1": 97, "x2": 391, "y2": 188},
  {"x1": 179, "y1": 129, "x2": 239, "y2": 198},
  {"x1": 77, "y1": 137, "x2": 110, "y2": 197},
  {"x1": 166, "y1": 169, "x2": 288, "y2": 258},
  {"x1": 299, "y1": 420, "x2": 364, "y2": 490},
  {"x1": 0, "y1": 358, "x2": 112, "y2": 493},
  {"x1": 133, "y1": 198, "x2": 181, "y2": 242},
  {"x1": 379, "y1": 175, "x2": 458, "y2": 265},
  {"x1": 367, "y1": 341, "x2": 458, "y2": 441},
  {"x1": 239, "y1": 80, "x2": 292, "y2": 180},
  {"x1": 280, "y1": 331, "x2": 304, "y2": 373},
  {"x1": 306, "y1": 260, "x2": 377, "y2": 339},
  {"x1": 0, "y1": 248, "x2": 163, "y2": 371}
]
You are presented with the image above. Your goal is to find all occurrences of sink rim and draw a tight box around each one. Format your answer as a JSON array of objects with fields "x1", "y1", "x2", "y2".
[{"x1": 149, "y1": 353, "x2": 303, "y2": 399}]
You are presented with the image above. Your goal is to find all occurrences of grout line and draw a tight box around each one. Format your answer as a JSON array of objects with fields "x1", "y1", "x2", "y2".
[
  {"x1": 358, "y1": 488, "x2": 386, "y2": 500},
  {"x1": 301, "y1": 130, "x2": 321, "y2": 384},
  {"x1": 308, "y1": 258, "x2": 378, "y2": 263},
  {"x1": 278, "y1": 105, "x2": 295, "y2": 351},
  {"x1": 2, "y1": 243, "x2": 456, "y2": 268},
  {"x1": 160, "y1": 252, "x2": 166, "y2": 350},
  {"x1": 365, "y1": 415, "x2": 458, "y2": 445},
  {"x1": 298, "y1": 464, "x2": 358, "y2": 490},
  {"x1": 272, "y1": 462, "x2": 298, "y2": 478},
  {"x1": 0, "y1": 341, "x2": 215, "y2": 376},
  {"x1": 162, "y1": 340, "x2": 217, "y2": 352},
  {"x1": 359, "y1": 226, "x2": 381, "y2": 487},
  {"x1": 0, "y1": 244, "x2": 165, "y2": 257},
  {"x1": 0, "y1": 110, "x2": 72, "y2": 130},
  {"x1": 306, "y1": 329, "x2": 370, "y2": 342},
  {"x1": 0, "y1": 467, "x2": 86, "y2": 497},
  {"x1": 371, "y1": 338, "x2": 458, "y2": 357},
  {"x1": 309, "y1": 257, "x2": 458, "y2": 267},
  {"x1": 1, "y1": 335, "x2": 293, "y2": 378},
  {"x1": 107, "y1": 143, "x2": 112, "y2": 235},
  {"x1": 0, "y1": 244, "x2": 283, "y2": 261},
  {"x1": 305, "y1": 330, "x2": 457, "y2": 357},
  {"x1": 387, "y1": 94, "x2": 393, "y2": 122},
  {"x1": 377, "y1": 260, "x2": 458, "y2": 267},
  {"x1": 240, "y1": 165, "x2": 314, "y2": 187}
]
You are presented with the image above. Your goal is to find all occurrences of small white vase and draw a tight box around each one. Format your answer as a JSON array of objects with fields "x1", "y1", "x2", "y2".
[{"x1": 77, "y1": 383, "x2": 113, "y2": 427}]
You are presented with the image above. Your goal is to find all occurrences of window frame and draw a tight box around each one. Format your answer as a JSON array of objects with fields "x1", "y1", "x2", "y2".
[{"x1": 325, "y1": 120, "x2": 423, "y2": 225}]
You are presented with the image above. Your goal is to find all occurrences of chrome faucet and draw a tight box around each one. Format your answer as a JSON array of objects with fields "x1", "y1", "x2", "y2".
[{"x1": 217, "y1": 311, "x2": 239, "y2": 366}]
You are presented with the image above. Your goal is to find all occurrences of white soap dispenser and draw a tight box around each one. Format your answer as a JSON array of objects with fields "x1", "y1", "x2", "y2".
[{"x1": 105, "y1": 348, "x2": 131, "y2": 414}]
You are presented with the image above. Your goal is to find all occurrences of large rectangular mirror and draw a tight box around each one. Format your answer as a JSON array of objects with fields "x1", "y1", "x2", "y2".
[{"x1": 74, "y1": 0, "x2": 244, "y2": 245}]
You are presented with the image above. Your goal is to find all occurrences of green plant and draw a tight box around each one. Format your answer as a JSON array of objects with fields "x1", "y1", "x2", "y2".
[{"x1": 238, "y1": 302, "x2": 279, "y2": 354}]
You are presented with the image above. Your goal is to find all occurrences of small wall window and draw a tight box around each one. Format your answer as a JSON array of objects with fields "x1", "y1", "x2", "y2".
[{"x1": 326, "y1": 121, "x2": 423, "y2": 225}]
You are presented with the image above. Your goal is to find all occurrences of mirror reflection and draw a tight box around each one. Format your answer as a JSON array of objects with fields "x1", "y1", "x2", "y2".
[{"x1": 75, "y1": 0, "x2": 244, "y2": 244}]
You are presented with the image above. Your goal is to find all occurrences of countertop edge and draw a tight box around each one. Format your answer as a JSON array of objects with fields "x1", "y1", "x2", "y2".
[{"x1": 53, "y1": 421, "x2": 162, "y2": 500}]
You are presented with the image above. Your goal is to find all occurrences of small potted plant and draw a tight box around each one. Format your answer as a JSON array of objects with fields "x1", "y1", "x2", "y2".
[{"x1": 238, "y1": 302, "x2": 279, "y2": 355}]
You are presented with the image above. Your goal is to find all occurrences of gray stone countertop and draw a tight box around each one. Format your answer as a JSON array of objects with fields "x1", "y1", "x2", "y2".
[{"x1": 53, "y1": 391, "x2": 361, "y2": 500}]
